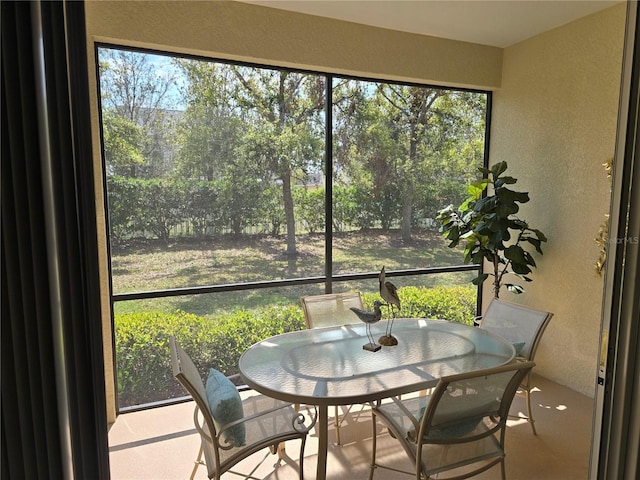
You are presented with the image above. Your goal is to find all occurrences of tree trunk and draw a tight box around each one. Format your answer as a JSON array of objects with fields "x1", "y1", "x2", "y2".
[
  {"x1": 282, "y1": 171, "x2": 297, "y2": 255},
  {"x1": 401, "y1": 193, "x2": 412, "y2": 242}
]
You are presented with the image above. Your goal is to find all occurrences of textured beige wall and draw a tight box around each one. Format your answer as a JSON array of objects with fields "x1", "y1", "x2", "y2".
[
  {"x1": 488, "y1": 3, "x2": 626, "y2": 396},
  {"x1": 85, "y1": 0, "x2": 502, "y2": 89},
  {"x1": 85, "y1": 1, "x2": 626, "y2": 411},
  {"x1": 85, "y1": 0, "x2": 503, "y2": 421}
]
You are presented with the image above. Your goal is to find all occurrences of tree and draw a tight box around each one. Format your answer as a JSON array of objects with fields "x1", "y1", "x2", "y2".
[
  {"x1": 375, "y1": 85, "x2": 445, "y2": 241},
  {"x1": 413, "y1": 92, "x2": 487, "y2": 221},
  {"x1": 99, "y1": 48, "x2": 178, "y2": 178},
  {"x1": 231, "y1": 66, "x2": 325, "y2": 255},
  {"x1": 333, "y1": 81, "x2": 486, "y2": 240},
  {"x1": 101, "y1": 110, "x2": 147, "y2": 177},
  {"x1": 173, "y1": 60, "x2": 243, "y2": 181},
  {"x1": 332, "y1": 79, "x2": 401, "y2": 230}
]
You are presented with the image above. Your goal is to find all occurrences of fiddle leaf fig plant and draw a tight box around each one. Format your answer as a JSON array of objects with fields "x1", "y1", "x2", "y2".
[{"x1": 437, "y1": 161, "x2": 547, "y2": 298}]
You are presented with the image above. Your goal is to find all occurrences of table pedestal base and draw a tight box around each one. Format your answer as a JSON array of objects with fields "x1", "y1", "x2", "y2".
[
  {"x1": 316, "y1": 405, "x2": 328, "y2": 480},
  {"x1": 363, "y1": 343, "x2": 381, "y2": 352}
]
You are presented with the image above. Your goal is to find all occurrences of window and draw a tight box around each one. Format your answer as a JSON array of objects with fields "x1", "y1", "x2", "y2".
[{"x1": 97, "y1": 46, "x2": 489, "y2": 409}]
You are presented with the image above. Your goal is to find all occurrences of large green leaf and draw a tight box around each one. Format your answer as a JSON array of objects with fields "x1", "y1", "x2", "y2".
[
  {"x1": 495, "y1": 202, "x2": 519, "y2": 217},
  {"x1": 495, "y1": 176, "x2": 517, "y2": 186},
  {"x1": 507, "y1": 218, "x2": 529, "y2": 230},
  {"x1": 472, "y1": 273, "x2": 489, "y2": 285},
  {"x1": 523, "y1": 250, "x2": 537, "y2": 267},
  {"x1": 511, "y1": 262, "x2": 532, "y2": 275},
  {"x1": 522, "y1": 236, "x2": 544, "y2": 255},
  {"x1": 467, "y1": 179, "x2": 489, "y2": 198},
  {"x1": 504, "y1": 245, "x2": 526, "y2": 263},
  {"x1": 532, "y1": 228, "x2": 548, "y2": 242},
  {"x1": 496, "y1": 187, "x2": 530, "y2": 204},
  {"x1": 491, "y1": 161, "x2": 508, "y2": 178}
]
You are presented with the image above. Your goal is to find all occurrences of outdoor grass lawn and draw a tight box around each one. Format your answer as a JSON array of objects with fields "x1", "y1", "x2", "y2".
[
  {"x1": 111, "y1": 228, "x2": 481, "y2": 406},
  {"x1": 110, "y1": 228, "x2": 475, "y2": 317}
]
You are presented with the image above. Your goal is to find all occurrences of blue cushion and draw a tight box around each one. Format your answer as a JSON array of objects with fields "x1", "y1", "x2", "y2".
[{"x1": 205, "y1": 369, "x2": 246, "y2": 446}]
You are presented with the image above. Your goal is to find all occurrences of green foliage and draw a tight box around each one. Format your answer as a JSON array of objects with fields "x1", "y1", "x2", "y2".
[
  {"x1": 361, "y1": 285, "x2": 476, "y2": 325},
  {"x1": 258, "y1": 184, "x2": 286, "y2": 235},
  {"x1": 102, "y1": 111, "x2": 147, "y2": 177},
  {"x1": 183, "y1": 180, "x2": 219, "y2": 237},
  {"x1": 294, "y1": 187, "x2": 324, "y2": 233},
  {"x1": 437, "y1": 161, "x2": 547, "y2": 298},
  {"x1": 139, "y1": 179, "x2": 185, "y2": 242},
  {"x1": 218, "y1": 174, "x2": 265, "y2": 236},
  {"x1": 100, "y1": 50, "x2": 489, "y2": 250},
  {"x1": 115, "y1": 306, "x2": 305, "y2": 407},
  {"x1": 332, "y1": 185, "x2": 361, "y2": 232},
  {"x1": 106, "y1": 176, "x2": 145, "y2": 242},
  {"x1": 115, "y1": 286, "x2": 473, "y2": 406}
]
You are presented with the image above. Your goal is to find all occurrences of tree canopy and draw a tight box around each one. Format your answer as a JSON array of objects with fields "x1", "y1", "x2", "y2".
[{"x1": 98, "y1": 48, "x2": 488, "y2": 251}]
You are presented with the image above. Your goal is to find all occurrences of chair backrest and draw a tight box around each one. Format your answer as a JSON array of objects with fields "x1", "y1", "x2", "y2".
[
  {"x1": 479, "y1": 299, "x2": 553, "y2": 361},
  {"x1": 169, "y1": 337, "x2": 218, "y2": 439},
  {"x1": 300, "y1": 292, "x2": 364, "y2": 329},
  {"x1": 418, "y1": 361, "x2": 535, "y2": 445}
]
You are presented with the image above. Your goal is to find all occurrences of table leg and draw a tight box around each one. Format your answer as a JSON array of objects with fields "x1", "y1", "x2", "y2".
[{"x1": 316, "y1": 404, "x2": 328, "y2": 480}]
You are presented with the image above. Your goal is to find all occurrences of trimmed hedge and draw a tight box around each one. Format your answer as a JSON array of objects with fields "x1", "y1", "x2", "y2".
[
  {"x1": 115, "y1": 285, "x2": 475, "y2": 407},
  {"x1": 363, "y1": 285, "x2": 477, "y2": 325},
  {"x1": 115, "y1": 305, "x2": 304, "y2": 407}
]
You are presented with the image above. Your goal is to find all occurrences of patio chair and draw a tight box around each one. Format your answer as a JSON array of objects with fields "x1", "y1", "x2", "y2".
[
  {"x1": 476, "y1": 299, "x2": 554, "y2": 434},
  {"x1": 300, "y1": 291, "x2": 364, "y2": 329},
  {"x1": 300, "y1": 292, "x2": 363, "y2": 444},
  {"x1": 169, "y1": 337, "x2": 316, "y2": 480},
  {"x1": 368, "y1": 360, "x2": 536, "y2": 480}
]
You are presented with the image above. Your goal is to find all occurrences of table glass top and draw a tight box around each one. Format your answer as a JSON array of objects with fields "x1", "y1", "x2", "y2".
[{"x1": 239, "y1": 318, "x2": 514, "y2": 406}]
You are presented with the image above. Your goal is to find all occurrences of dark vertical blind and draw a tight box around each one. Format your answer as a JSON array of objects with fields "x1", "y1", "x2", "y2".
[
  {"x1": 597, "y1": 2, "x2": 640, "y2": 479},
  {"x1": 1, "y1": 1, "x2": 109, "y2": 479}
]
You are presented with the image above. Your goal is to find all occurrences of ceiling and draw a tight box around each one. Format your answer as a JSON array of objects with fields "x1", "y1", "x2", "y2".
[{"x1": 239, "y1": 0, "x2": 621, "y2": 48}]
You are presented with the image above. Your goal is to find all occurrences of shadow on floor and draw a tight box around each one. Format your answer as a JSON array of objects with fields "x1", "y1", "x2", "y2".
[{"x1": 109, "y1": 374, "x2": 593, "y2": 479}]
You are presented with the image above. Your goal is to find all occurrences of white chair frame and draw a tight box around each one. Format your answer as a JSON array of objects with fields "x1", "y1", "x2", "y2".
[
  {"x1": 477, "y1": 299, "x2": 553, "y2": 434},
  {"x1": 169, "y1": 337, "x2": 316, "y2": 479},
  {"x1": 369, "y1": 361, "x2": 536, "y2": 480},
  {"x1": 300, "y1": 292, "x2": 364, "y2": 445}
]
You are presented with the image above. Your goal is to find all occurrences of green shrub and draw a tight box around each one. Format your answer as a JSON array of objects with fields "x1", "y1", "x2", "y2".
[
  {"x1": 362, "y1": 285, "x2": 476, "y2": 325},
  {"x1": 115, "y1": 305, "x2": 304, "y2": 407},
  {"x1": 115, "y1": 286, "x2": 474, "y2": 407}
]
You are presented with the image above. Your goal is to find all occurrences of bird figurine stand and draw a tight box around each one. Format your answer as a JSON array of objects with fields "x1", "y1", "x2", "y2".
[
  {"x1": 378, "y1": 266, "x2": 400, "y2": 346},
  {"x1": 350, "y1": 300, "x2": 383, "y2": 352},
  {"x1": 363, "y1": 342, "x2": 382, "y2": 352}
]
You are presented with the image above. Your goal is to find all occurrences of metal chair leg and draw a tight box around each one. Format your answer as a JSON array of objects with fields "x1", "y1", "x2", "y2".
[
  {"x1": 522, "y1": 372, "x2": 537, "y2": 435},
  {"x1": 190, "y1": 444, "x2": 204, "y2": 480},
  {"x1": 369, "y1": 409, "x2": 378, "y2": 480},
  {"x1": 525, "y1": 388, "x2": 537, "y2": 435}
]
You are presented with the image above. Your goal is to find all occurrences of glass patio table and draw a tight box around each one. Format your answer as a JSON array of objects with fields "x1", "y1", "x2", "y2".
[{"x1": 238, "y1": 317, "x2": 515, "y2": 480}]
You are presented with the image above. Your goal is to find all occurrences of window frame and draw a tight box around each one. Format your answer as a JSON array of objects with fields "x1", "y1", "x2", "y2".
[{"x1": 96, "y1": 44, "x2": 490, "y2": 410}]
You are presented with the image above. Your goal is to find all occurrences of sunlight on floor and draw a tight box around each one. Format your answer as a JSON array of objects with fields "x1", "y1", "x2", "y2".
[{"x1": 109, "y1": 374, "x2": 594, "y2": 480}]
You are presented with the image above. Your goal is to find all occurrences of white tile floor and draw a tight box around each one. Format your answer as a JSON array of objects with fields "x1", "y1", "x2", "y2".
[{"x1": 109, "y1": 374, "x2": 594, "y2": 480}]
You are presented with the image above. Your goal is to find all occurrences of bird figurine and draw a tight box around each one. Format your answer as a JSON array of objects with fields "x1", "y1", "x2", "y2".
[
  {"x1": 379, "y1": 266, "x2": 401, "y2": 346},
  {"x1": 350, "y1": 300, "x2": 383, "y2": 352}
]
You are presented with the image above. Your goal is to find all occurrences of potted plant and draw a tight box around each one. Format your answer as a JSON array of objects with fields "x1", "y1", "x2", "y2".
[{"x1": 437, "y1": 161, "x2": 547, "y2": 298}]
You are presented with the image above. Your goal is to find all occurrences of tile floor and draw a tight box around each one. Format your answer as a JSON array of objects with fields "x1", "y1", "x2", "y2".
[{"x1": 109, "y1": 374, "x2": 594, "y2": 479}]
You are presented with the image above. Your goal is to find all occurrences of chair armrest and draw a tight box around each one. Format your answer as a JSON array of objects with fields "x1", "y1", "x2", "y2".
[
  {"x1": 217, "y1": 401, "x2": 317, "y2": 440},
  {"x1": 391, "y1": 396, "x2": 421, "y2": 434},
  {"x1": 193, "y1": 405, "x2": 214, "y2": 443}
]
